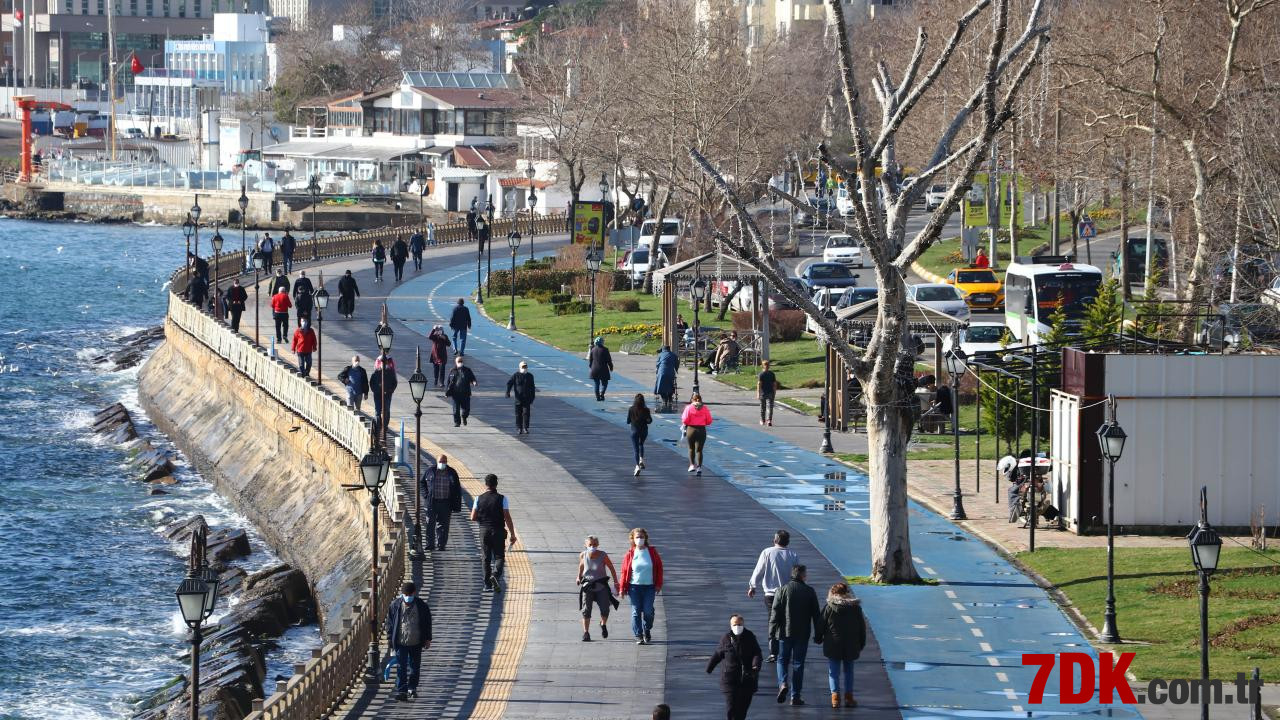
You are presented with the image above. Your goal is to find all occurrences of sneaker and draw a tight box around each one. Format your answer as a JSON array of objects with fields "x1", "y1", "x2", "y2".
[
  {"x1": 462, "y1": 417, "x2": 468, "y2": 426},
  {"x1": 634, "y1": 465, "x2": 641, "y2": 477},
  {"x1": 639, "y1": 459, "x2": 645, "y2": 469},
  {"x1": 696, "y1": 466, "x2": 702, "y2": 476},
  {"x1": 767, "y1": 420, "x2": 773, "y2": 426},
  {"x1": 777, "y1": 686, "x2": 788, "y2": 703},
  {"x1": 687, "y1": 464, "x2": 697, "y2": 473},
  {"x1": 760, "y1": 420, "x2": 765, "y2": 426},
  {"x1": 766, "y1": 654, "x2": 777, "y2": 663},
  {"x1": 644, "y1": 631, "x2": 651, "y2": 644},
  {"x1": 408, "y1": 689, "x2": 417, "y2": 699},
  {"x1": 636, "y1": 636, "x2": 645, "y2": 645},
  {"x1": 395, "y1": 692, "x2": 408, "y2": 701},
  {"x1": 454, "y1": 422, "x2": 461, "y2": 428},
  {"x1": 582, "y1": 631, "x2": 592, "y2": 642},
  {"x1": 790, "y1": 697, "x2": 806, "y2": 706},
  {"x1": 600, "y1": 624, "x2": 608, "y2": 639}
]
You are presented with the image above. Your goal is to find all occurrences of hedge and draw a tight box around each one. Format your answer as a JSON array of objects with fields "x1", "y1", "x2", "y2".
[
  {"x1": 732, "y1": 309, "x2": 807, "y2": 342},
  {"x1": 488, "y1": 268, "x2": 629, "y2": 295}
]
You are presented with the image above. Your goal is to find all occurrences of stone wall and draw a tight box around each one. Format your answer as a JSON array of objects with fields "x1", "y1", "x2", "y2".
[{"x1": 138, "y1": 319, "x2": 372, "y2": 636}]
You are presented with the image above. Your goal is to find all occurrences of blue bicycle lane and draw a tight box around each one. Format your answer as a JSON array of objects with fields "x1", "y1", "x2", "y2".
[{"x1": 388, "y1": 255, "x2": 1140, "y2": 720}]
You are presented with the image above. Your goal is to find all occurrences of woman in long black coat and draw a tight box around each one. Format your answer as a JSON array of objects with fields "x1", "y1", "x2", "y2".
[
  {"x1": 587, "y1": 337, "x2": 613, "y2": 401},
  {"x1": 337, "y1": 270, "x2": 360, "y2": 318},
  {"x1": 706, "y1": 614, "x2": 763, "y2": 720}
]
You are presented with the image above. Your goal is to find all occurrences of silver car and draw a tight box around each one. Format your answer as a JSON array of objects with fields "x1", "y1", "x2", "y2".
[{"x1": 908, "y1": 283, "x2": 971, "y2": 322}]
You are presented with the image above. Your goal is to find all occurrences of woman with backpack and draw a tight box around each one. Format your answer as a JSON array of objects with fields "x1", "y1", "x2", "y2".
[
  {"x1": 372, "y1": 239, "x2": 387, "y2": 282},
  {"x1": 627, "y1": 394, "x2": 653, "y2": 477}
]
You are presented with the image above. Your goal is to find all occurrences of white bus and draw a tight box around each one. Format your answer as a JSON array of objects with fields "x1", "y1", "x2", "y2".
[{"x1": 1003, "y1": 256, "x2": 1104, "y2": 344}]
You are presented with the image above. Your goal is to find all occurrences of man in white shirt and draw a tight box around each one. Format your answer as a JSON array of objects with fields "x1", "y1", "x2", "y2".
[{"x1": 747, "y1": 530, "x2": 799, "y2": 662}]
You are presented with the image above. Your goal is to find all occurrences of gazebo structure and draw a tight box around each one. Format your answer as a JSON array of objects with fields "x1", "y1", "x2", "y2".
[
  {"x1": 825, "y1": 299, "x2": 969, "y2": 432},
  {"x1": 651, "y1": 252, "x2": 773, "y2": 363}
]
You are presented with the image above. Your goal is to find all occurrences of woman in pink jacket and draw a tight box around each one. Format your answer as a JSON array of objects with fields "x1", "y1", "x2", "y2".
[{"x1": 681, "y1": 393, "x2": 713, "y2": 475}]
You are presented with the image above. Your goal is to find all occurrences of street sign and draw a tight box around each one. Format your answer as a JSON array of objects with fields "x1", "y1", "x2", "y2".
[
  {"x1": 1079, "y1": 218, "x2": 1097, "y2": 239},
  {"x1": 572, "y1": 201, "x2": 605, "y2": 246}
]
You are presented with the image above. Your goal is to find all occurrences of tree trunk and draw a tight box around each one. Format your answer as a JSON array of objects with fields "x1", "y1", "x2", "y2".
[
  {"x1": 641, "y1": 187, "x2": 672, "y2": 294},
  {"x1": 1177, "y1": 136, "x2": 1214, "y2": 340},
  {"x1": 865, "y1": 399, "x2": 919, "y2": 583},
  {"x1": 717, "y1": 281, "x2": 744, "y2": 321}
]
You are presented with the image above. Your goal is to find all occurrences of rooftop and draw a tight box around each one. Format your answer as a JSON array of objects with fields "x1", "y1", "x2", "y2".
[{"x1": 402, "y1": 71, "x2": 523, "y2": 90}]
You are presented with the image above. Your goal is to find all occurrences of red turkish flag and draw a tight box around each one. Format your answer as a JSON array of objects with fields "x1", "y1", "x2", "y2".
[{"x1": 130, "y1": 55, "x2": 143, "y2": 74}]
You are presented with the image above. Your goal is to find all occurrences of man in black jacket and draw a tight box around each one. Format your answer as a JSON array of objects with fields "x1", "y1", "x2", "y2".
[
  {"x1": 370, "y1": 351, "x2": 398, "y2": 437},
  {"x1": 505, "y1": 361, "x2": 536, "y2": 434},
  {"x1": 421, "y1": 454, "x2": 462, "y2": 550},
  {"x1": 225, "y1": 278, "x2": 248, "y2": 331},
  {"x1": 390, "y1": 235, "x2": 409, "y2": 281},
  {"x1": 270, "y1": 268, "x2": 290, "y2": 296},
  {"x1": 707, "y1": 614, "x2": 763, "y2": 720},
  {"x1": 769, "y1": 565, "x2": 824, "y2": 706},
  {"x1": 385, "y1": 581, "x2": 432, "y2": 701},
  {"x1": 470, "y1": 473, "x2": 518, "y2": 591},
  {"x1": 449, "y1": 298, "x2": 471, "y2": 355},
  {"x1": 445, "y1": 355, "x2": 477, "y2": 427}
]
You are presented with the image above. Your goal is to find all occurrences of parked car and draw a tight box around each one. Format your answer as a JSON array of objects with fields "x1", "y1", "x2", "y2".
[
  {"x1": 728, "y1": 276, "x2": 809, "y2": 311},
  {"x1": 123, "y1": 127, "x2": 144, "y2": 139},
  {"x1": 796, "y1": 197, "x2": 834, "y2": 226},
  {"x1": 924, "y1": 184, "x2": 948, "y2": 211},
  {"x1": 1197, "y1": 303, "x2": 1280, "y2": 349},
  {"x1": 639, "y1": 217, "x2": 684, "y2": 251},
  {"x1": 805, "y1": 286, "x2": 879, "y2": 334},
  {"x1": 1261, "y1": 277, "x2": 1280, "y2": 309},
  {"x1": 944, "y1": 266, "x2": 1004, "y2": 310},
  {"x1": 800, "y1": 262, "x2": 860, "y2": 291},
  {"x1": 907, "y1": 283, "x2": 971, "y2": 321},
  {"x1": 822, "y1": 234, "x2": 865, "y2": 267},
  {"x1": 1111, "y1": 236, "x2": 1169, "y2": 285},
  {"x1": 942, "y1": 320, "x2": 1008, "y2": 360},
  {"x1": 619, "y1": 247, "x2": 667, "y2": 283}
]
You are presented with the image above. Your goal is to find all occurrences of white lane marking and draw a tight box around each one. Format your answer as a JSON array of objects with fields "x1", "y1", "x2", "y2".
[
  {"x1": 960, "y1": 615, "x2": 975, "y2": 625},
  {"x1": 951, "y1": 602, "x2": 966, "y2": 611},
  {"x1": 912, "y1": 556, "x2": 924, "y2": 563},
  {"x1": 944, "y1": 590, "x2": 957, "y2": 599},
  {"x1": 1011, "y1": 706, "x2": 1024, "y2": 713},
  {"x1": 971, "y1": 628, "x2": 984, "y2": 638},
  {"x1": 996, "y1": 672, "x2": 1009, "y2": 683},
  {"x1": 988, "y1": 657, "x2": 1002, "y2": 667},
  {"x1": 1002, "y1": 689, "x2": 1018, "y2": 700},
  {"x1": 979, "y1": 642, "x2": 992, "y2": 652},
  {"x1": 921, "y1": 566, "x2": 936, "y2": 575}
]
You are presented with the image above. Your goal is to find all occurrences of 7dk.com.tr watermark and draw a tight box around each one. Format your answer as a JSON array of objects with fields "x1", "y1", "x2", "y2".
[{"x1": 1023, "y1": 653, "x2": 1265, "y2": 705}]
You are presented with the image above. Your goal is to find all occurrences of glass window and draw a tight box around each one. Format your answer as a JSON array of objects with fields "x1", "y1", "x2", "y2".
[
  {"x1": 464, "y1": 110, "x2": 484, "y2": 136},
  {"x1": 809, "y1": 265, "x2": 853, "y2": 280},
  {"x1": 957, "y1": 270, "x2": 998, "y2": 284},
  {"x1": 914, "y1": 286, "x2": 961, "y2": 302},
  {"x1": 65, "y1": 0, "x2": 74, "y2": 12},
  {"x1": 966, "y1": 325, "x2": 1005, "y2": 343},
  {"x1": 96, "y1": 0, "x2": 103, "y2": 13},
  {"x1": 1033, "y1": 273, "x2": 1101, "y2": 320}
]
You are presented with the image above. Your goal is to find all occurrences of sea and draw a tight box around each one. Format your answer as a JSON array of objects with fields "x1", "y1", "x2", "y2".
[{"x1": 0, "y1": 219, "x2": 318, "y2": 719}]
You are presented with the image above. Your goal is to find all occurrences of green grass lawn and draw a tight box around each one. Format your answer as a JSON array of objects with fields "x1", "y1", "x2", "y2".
[
  {"x1": 713, "y1": 336, "x2": 828, "y2": 391},
  {"x1": 493, "y1": 289, "x2": 665, "y2": 354},
  {"x1": 1018, "y1": 547, "x2": 1280, "y2": 682},
  {"x1": 835, "y1": 401, "x2": 1036, "y2": 464}
]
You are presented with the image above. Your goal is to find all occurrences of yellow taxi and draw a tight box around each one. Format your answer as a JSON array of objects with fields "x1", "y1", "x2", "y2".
[{"x1": 944, "y1": 266, "x2": 1004, "y2": 310}]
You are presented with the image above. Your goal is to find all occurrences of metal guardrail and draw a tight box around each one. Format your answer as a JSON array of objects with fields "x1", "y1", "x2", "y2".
[{"x1": 164, "y1": 212, "x2": 564, "y2": 720}]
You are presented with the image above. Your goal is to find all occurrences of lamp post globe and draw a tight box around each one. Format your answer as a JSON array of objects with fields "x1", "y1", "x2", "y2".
[
  {"x1": 176, "y1": 577, "x2": 209, "y2": 628},
  {"x1": 199, "y1": 566, "x2": 220, "y2": 619},
  {"x1": 182, "y1": 217, "x2": 195, "y2": 240},
  {"x1": 190, "y1": 201, "x2": 202, "y2": 224},
  {"x1": 946, "y1": 349, "x2": 968, "y2": 520},
  {"x1": 375, "y1": 323, "x2": 394, "y2": 352},
  {"x1": 237, "y1": 187, "x2": 248, "y2": 213},
  {"x1": 315, "y1": 286, "x2": 329, "y2": 310},
  {"x1": 409, "y1": 367, "x2": 428, "y2": 405},
  {"x1": 359, "y1": 447, "x2": 385, "y2": 491},
  {"x1": 210, "y1": 228, "x2": 224, "y2": 254},
  {"x1": 599, "y1": 172, "x2": 610, "y2": 199}
]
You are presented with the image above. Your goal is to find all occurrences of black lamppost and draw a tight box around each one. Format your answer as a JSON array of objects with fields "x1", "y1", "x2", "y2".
[
  {"x1": 190, "y1": 196, "x2": 202, "y2": 261},
  {"x1": 418, "y1": 179, "x2": 428, "y2": 232},
  {"x1": 358, "y1": 442, "x2": 392, "y2": 685},
  {"x1": 174, "y1": 541, "x2": 218, "y2": 720},
  {"x1": 586, "y1": 247, "x2": 601, "y2": 344},
  {"x1": 485, "y1": 195, "x2": 494, "y2": 295},
  {"x1": 238, "y1": 184, "x2": 249, "y2": 269},
  {"x1": 1187, "y1": 486, "x2": 1222, "y2": 720},
  {"x1": 182, "y1": 216, "x2": 195, "y2": 287},
  {"x1": 475, "y1": 214, "x2": 487, "y2": 305},
  {"x1": 507, "y1": 231, "x2": 522, "y2": 331},
  {"x1": 819, "y1": 290, "x2": 835, "y2": 454},
  {"x1": 314, "y1": 285, "x2": 329, "y2": 384},
  {"x1": 408, "y1": 348, "x2": 428, "y2": 560},
  {"x1": 691, "y1": 276, "x2": 706, "y2": 397},
  {"x1": 945, "y1": 349, "x2": 969, "y2": 520},
  {"x1": 1096, "y1": 409, "x2": 1127, "y2": 643},
  {"x1": 210, "y1": 224, "x2": 224, "y2": 320},
  {"x1": 252, "y1": 252, "x2": 264, "y2": 345},
  {"x1": 526, "y1": 165, "x2": 538, "y2": 262},
  {"x1": 308, "y1": 174, "x2": 321, "y2": 260},
  {"x1": 375, "y1": 315, "x2": 395, "y2": 448}
]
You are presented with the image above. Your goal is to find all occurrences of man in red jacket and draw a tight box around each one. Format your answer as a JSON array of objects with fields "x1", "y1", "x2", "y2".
[
  {"x1": 291, "y1": 318, "x2": 318, "y2": 377},
  {"x1": 270, "y1": 288, "x2": 293, "y2": 343}
]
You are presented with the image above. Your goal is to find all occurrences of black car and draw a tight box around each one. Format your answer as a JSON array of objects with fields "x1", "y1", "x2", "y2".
[
  {"x1": 800, "y1": 262, "x2": 859, "y2": 290},
  {"x1": 1111, "y1": 236, "x2": 1168, "y2": 285}
]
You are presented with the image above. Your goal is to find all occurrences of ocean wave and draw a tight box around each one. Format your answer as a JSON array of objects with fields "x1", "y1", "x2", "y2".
[{"x1": 0, "y1": 622, "x2": 155, "y2": 640}]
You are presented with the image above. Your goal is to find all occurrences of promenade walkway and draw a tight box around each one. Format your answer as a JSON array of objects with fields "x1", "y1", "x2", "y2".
[{"x1": 242, "y1": 241, "x2": 1141, "y2": 719}]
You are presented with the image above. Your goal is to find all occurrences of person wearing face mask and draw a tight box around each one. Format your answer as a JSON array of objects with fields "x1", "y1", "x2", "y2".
[
  {"x1": 588, "y1": 337, "x2": 614, "y2": 401},
  {"x1": 445, "y1": 355, "x2": 478, "y2": 427},
  {"x1": 290, "y1": 317, "x2": 317, "y2": 377},
  {"x1": 618, "y1": 527, "x2": 663, "y2": 645},
  {"x1": 427, "y1": 325, "x2": 451, "y2": 387},
  {"x1": 384, "y1": 581, "x2": 432, "y2": 702},
  {"x1": 339, "y1": 355, "x2": 369, "y2": 410},
  {"x1": 680, "y1": 393, "x2": 714, "y2": 475},
  {"x1": 421, "y1": 454, "x2": 462, "y2": 550},
  {"x1": 371, "y1": 350, "x2": 398, "y2": 438},
  {"x1": 505, "y1": 361, "x2": 537, "y2": 434},
  {"x1": 470, "y1": 473, "x2": 519, "y2": 591},
  {"x1": 707, "y1": 614, "x2": 764, "y2": 720},
  {"x1": 576, "y1": 535, "x2": 619, "y2": 642}
]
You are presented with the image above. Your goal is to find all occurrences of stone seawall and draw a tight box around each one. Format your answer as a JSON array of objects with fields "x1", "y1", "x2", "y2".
[{"x1": 138, "y1": 318, "x2": 371, "y2": 636}]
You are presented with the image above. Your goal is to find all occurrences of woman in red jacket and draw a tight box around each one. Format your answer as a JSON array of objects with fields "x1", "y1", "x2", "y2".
[
  {"x1": 681, "y1": 393, "x2": 714, "y2": 475},
  {"x1": 291, "y1": 318, "x2": 318, "y2": 377},
  {"x1": 618, "y1": 527, "x2": 663, "y2": 645}
]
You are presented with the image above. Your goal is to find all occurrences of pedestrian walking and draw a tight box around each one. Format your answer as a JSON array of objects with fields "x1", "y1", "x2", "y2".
[
  {"x1": 339, "y1": 355, "x2": 369, "y2": 410},
  {"x1": 226, "y1": 278, "x2": 248, "y2": 332},
  {"x1": 426, "y1": 221, "x2": 436, "y2": 247},
  {"x1": 257, "y1": 233, "x2": 275, "y2": 272},
  {"x1": 427, "y1": 325, "x2": 451, "y2": 386},
  {"x1": 756, "y1": 360, "x2": 779, "y2": 426},
  {"x1": 292, "y1": 270, "x2": 315, "y2": 324},
  {"x1": 588, "y1": 337, "x2": 613, "y2": 401},
  {"x1": 654, "y1": 345, "x2": 678, "y2": 411},
  {"x1": 577, "y1": 535, "x2": 619, "y2": 642},
  {"x1": 505, "y1": 361, "x2": 536, "y2": 434},
  {"x1": 421, "y1": 454, "x2": 462, "y2": 550},
  {"x1": 469, "y1": 473, "x2": 518, "y2": 591},
  {"x1": 291, "y1": 318, "x2": 317, "y2": 377},
  {"x1": 270, "y1": 286, "x2": 292, "y2": 343},
  {"x1": 770, "y1": 565, "x2": 824, "y2": 706},
  {"x1": 618, "y1": 527, "x2": 663, "y2": 645},
  {"x1": 627, "y1": 394, "x2": 652, "y2": 476},
  {"x1": 681, "y1": 393, "x2": 713, "y2": 475},
  {"x1": 409, "y1": 229, "x2": 425, "y2": 270},
  {"x1": 706, "y1": 614, "x2": 764, "y2": 720},
  {"x1": 186, "y1": 272, "x2": 208, "y2": 309},
  {"x1": 372, "y1": 239, "x2": 387, "y2": 282},
  {"x1": 337, "y1": 269, "x2": 359, "y2": 318},
  {"x1": 391, "y1": 235, "x2": 409, "y2": 281},
  {"x1": 445, "y1": 355, "x2": 477, "y2": 427},
  {"x1": 449, "y1": 298, "x2": 471, "y2": 354},
  {"x1": 270, "y1": 268, "x2": 291, "y2": 296},
  {"x1": 371, "y1": 351, "x2": 398, "y2": 437},
  {"x1": 466, "y1": 207, "x2": 478, "y2": 241},
  {"x1": 385, "y1": 581, "x2": 432, "y2": 702},
  {"x1": 280, "y1": 230, "x2": 296, "y2": 273},
  {"x1": 747, "y1": 530, "x2": 799, "y2": 663},
  {"x1": 821, "y1": 582, "x2": 866, "y2": 709},
  {"x1": 188, "y1": 252, "x2": 209, "y2": 282}
]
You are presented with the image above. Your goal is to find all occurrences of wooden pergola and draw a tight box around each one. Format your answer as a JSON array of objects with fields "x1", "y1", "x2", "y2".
[{"x1": 651, "y1": 252, "x2": 773, "y2": 362}]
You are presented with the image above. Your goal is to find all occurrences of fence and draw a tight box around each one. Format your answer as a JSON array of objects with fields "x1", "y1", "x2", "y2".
[{"x1": 164, "y1": 212, "x2": 563, "y2": 719}]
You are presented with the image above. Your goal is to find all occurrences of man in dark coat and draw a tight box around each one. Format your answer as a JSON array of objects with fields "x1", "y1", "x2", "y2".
[
  {"x1": 280, "y1": 230, "x2": 296, "y2": 273},
  {"x1": 769, "y1": 565, "x2": 824, "y2": 706},
  {"x1": 707, "y1": 614, "x2": 764, "y2": 720},
  {"x1": 466, "y1": 207, "x2": 478, "y2": 241},
  {"x1": 339, "y1": 355, "x2": 369, "y2": 411},
  {"x1": 390, "y1": 236, "x2": 409, "y2": 281},
  {"x1": 270, "y1": 268, "x2": 291, "y2": 296},
  {"x1": 427, "y1": 325, "x2": 451, "y2": 386},
  {"x1": 449, "y1": 298, "x2": 471, "y2": 355},
  {"x1": 409, "y1": 230, "x2": 425, "y2": 270},
  {"x1": 186, "y1": 273, "x2": 208, "y2": 309},
  {"x1": 469, "y1": 473, "x2": 518, "y2": 591},
  {"x1": 337, "y1": 270, "x2": 359, "y2": 318},
  {"x1": 385, "y1": 581, "x2": 432, "y2": 701},
  {"x1": 370, "y1": 351, "x2": 398, "y2": 437},
  {"x1": 225, "y1": 279, "x2": 248, "y2": 331},
  {"x1": 188, "y1": 252, "x2": 210, "y2": 282},
  {"x1": 292, "y1": 270, "x2": 315, "y2": 325},
  {"x1": 421, "y1": 454, "x2": 462, "y2": 550},
  {"x1": 505, "y1": 361, "x2": 537, "y2": 434},
  {"x1": 654, "y1": 345, "x2": 678, "y2": 410},
  {"x1": 588, "y1": 337, "x2": 613, "y2": 401},
  {"x1": 445, "y1": 355, "x2": 477, "y2": 427}
]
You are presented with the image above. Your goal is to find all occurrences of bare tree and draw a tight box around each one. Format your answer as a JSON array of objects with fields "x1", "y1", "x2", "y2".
[{"x1": 692, "y1": 0, "x2": 1047, "y2": 582}]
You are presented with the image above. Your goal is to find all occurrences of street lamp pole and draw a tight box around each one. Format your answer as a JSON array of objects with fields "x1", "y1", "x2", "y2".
[
  {"x1": 1187, "y1": 486, "x2": 1222, "y2": 720},
  {"x1": 375, "y1": 312, "x2": 395, "y2": 448},
  {"x1": 485, "y1": 195, "x2": 494, "y2": 295},
  {"x1": 475, "y1": 214, "x2": 486, "y2": 305},
  {"x1": 819, "y1": 290, "x2": 834, "y2": 454},
  {"x1": 182, "y1": 216, "x2": 194, "y2": 288},
  {"x1": 586, "y1": 248, "x2": 601, "y2": 345},
  {"x1": 210, "y1": 224, "x2": 224, "y2": 320},
  {"x1": 507, "y1": 231, "x2": 522, "y2": 330},
  {"x1": 946, "y1": 349, "x2": 969, "y2": 520},
  {"x1": 525, "y1": 163, "x2": 537, "y2": 261},
  {"x1": 408, "y1": 349, "x2": 428, "y2": 560},
  {"x1": 308, "y1": 174, "x2": 321, "y2": 260},
  {"x1": 314, "y1": 285, "x2": 329, "y2": 384},
  {"x1": 175, "y1": 526, "x2": 219, "y2": 720},
  {"x1": 357, "y1": 442, "x2": 391, "y2": 685},
  {"x1": 1097, "y1": 396, "x2": 1127, "y2": 644},
  {"x1": 238, "y1": 184, "x2": 248, "y2": 270},
  {"x1": 252, "y1": 253, "x2": 264, "y2": 345},
  {"x1": 691, "y1": 277, "x2": 706, "y2": 398},
  {"x1": 191, "y1": 196, "x2": 202, "y2": 262}
]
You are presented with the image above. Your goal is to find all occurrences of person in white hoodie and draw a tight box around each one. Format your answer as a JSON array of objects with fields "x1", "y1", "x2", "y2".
[{"x1": 747, "y1": 530, "x2": 799, "y2": 663}]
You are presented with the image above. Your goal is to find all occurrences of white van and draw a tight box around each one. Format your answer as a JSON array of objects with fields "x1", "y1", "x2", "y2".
[{"x1": 639, "y1": 218, "x2": 684, "y2": 250}]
